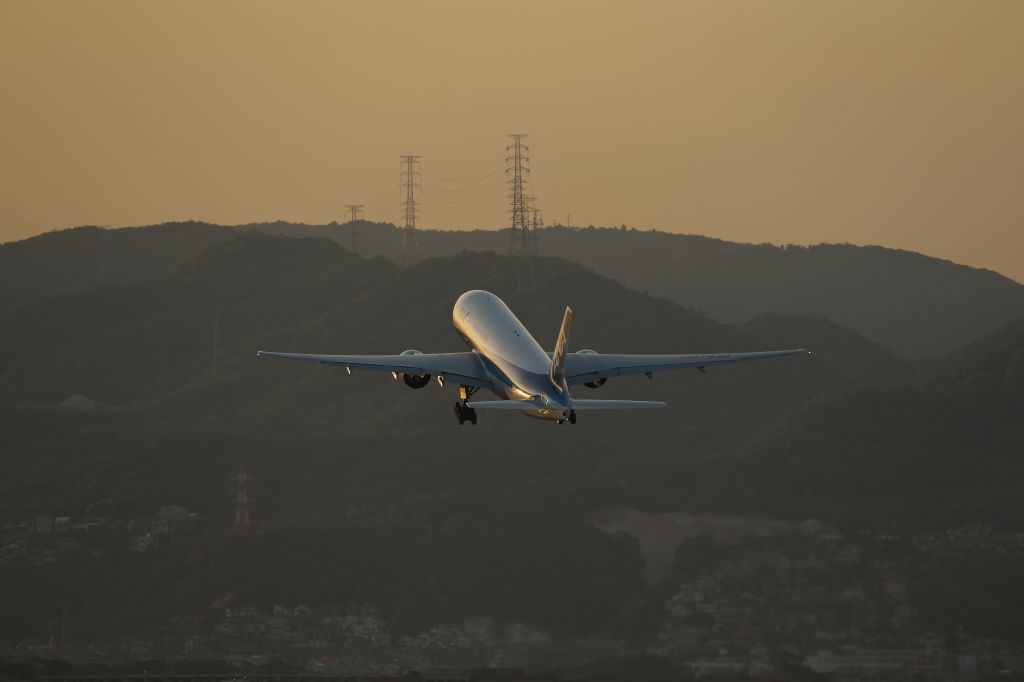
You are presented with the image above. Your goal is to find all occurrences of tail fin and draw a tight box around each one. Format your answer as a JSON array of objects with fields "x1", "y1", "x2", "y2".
[{"x1": 550, "y1": 306, "x2": 572, "y2": 392}]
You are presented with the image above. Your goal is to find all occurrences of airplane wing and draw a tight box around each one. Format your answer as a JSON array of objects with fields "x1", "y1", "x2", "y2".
[
  {"x1": 562, "y1": 349, "x2": 809, "y2": 386},
  {"x1": 257, "y1": 350, "x2": 491, "y2": 388}
]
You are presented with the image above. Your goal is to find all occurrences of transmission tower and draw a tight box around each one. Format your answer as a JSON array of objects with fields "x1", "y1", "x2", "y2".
[
  {"x1": 232, "y1": 464, "x2": 252, "y2": 533},
  {"x1": 345, "y1": 204, "x2": 364, "y2": 223},
  {"x1": 211, "y1": 313, "x2": 219, "y2": 378},
  {"x1": 506, "y1": 134, "x2": 532, "y2": 257},
  {"x1": 344, "y1": 204, "x2": 364, "y2": 254},
  {"x1": 399, "y1": 155, "x2": 421, "y2": 264},
  {"x1": 531, "y1": 207, "x2": 543, "y2": 254}
]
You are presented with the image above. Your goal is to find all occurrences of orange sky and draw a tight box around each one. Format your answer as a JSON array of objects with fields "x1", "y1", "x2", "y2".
[{"x1": 1, "y1": 1, "x2": 1022, "y2": 281}]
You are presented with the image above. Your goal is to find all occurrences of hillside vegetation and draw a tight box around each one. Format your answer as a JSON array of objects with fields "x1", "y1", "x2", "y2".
[
  {"x1": 1, "y1": 228, "x2": 1022, "y2": 645},
  {"x1": 5, "y1": 221, "x2": 1022, "y2": 357}
]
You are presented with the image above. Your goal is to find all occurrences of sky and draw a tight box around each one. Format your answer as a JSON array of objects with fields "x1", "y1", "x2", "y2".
[{"x1": 1, "y1": 1, "x2": 1022, "y2": 281}]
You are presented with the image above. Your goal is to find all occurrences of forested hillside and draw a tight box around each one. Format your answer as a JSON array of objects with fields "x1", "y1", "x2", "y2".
[
  {"x1": 242, "y1": 221, "x2": 1024, "y2": 357},
  {"x1": 2, "y1": 228, "x2": 1022, "y2": 650},
  {"x1": 5, "y1": 221, "x2": 1023, "y2": 358},
  {"x1": 719, "y1": 318, "x2": 1024, "y2": 531},
  {"x1": 0, "y1": 223, "x2": 234, "y2": 313}
]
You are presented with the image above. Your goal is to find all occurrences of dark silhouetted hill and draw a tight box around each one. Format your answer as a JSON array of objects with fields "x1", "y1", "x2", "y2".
[
  {"x1": 931, "y1": 317, "x2": 1024, "y2": 395},
  {"x1": 742, "y1": 314, "x2": 915, "y2": 388},
  {"x1": 243, "y1": 222, "x2": 1024, "y2": 357},
  {"x1": 6, "y1": 222, "x2": 1024, "y2": 359},
  {"x1": 0, "y1": 222, "x2": 236, "y2": 314},
  {"x1": 530, "y1": 227, "x2": 1024, "y2": 359},
  {"x1": 698, "y1": 324, "x2": 1024, "y2": 643},
  {"x1": 717, "y1": 317, "x2": 1024, "y2": 531},
  {"x1": 3, "y1": 229, "x2": 1022, "y2": 646}
]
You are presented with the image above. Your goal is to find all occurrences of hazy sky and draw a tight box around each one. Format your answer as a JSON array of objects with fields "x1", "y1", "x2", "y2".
[{"x1": 1, "y1": 1, "x2": 1022, "y2": 280}]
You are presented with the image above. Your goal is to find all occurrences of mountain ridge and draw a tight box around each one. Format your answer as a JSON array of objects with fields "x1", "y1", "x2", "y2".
[{"x1": 5, "y1": 221, "x2": 1023, "y2": 358}]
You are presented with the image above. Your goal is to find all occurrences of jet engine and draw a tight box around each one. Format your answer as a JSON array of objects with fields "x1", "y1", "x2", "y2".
[
  {"x1": 398, "y1": 349, "x2": 431, "y2": 389},
  {"x1": 576, "y1": 349, "x2": 608, "y2": 389}
]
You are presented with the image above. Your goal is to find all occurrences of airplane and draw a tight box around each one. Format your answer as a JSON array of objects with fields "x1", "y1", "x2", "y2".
[{"x1": 258, "y1": 289, "x2": 809, "y2": 425}]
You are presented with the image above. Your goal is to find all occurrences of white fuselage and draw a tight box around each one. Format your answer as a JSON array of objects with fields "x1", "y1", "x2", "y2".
[{"x1": 452, "y1": 290, "x2": 571, "y2": 421}]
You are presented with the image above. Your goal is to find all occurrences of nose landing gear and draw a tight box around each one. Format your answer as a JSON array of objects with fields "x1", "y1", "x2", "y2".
[{"x1": 557, "y1": 410, "x2": 578, "y2": 425}]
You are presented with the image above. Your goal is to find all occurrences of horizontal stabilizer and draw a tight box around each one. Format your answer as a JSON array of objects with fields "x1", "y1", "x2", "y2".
[
  {"x1": 467, "y1": 400, "x2": 542, "y2": 410},
  {"x1": 466, "y1": 399, "x2": 668, "y2": 411},
  {"x1": 571, "y1": 399, "x2": 667, "y2": 410}
]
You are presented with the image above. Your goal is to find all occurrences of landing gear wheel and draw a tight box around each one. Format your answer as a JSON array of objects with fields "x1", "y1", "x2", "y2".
[
  {"x1": 454, "y1": 401, "x2": 478, "y2": 425},
  {"x1": 569, "y1": 410, "x2": 577, "y2": 425}
]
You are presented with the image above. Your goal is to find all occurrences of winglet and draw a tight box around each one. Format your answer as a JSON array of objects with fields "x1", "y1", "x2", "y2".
[{"x1": 549, "y1": 306, "x2": 572, "y2": 392}]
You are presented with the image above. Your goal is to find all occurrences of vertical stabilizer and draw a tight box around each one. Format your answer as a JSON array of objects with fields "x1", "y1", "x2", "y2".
[{"x1": 550, "y1": 306, "x2": 572, "y2": 392}]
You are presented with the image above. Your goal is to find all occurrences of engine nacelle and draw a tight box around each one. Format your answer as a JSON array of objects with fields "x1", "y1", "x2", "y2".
[
  {"x1": 398, "y1": 349, "x2": 431, "y2": 389},
  {"x1": 577, "y1": 349, "x2": 608, "y2": 389}
]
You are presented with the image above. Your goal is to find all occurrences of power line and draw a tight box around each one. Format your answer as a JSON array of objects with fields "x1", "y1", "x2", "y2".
[
  {"x1": 363, "y1": 176, "x2": 401, "y2": 211},
  {"x1": 418, "y1": 193, "x2": 504, "y2": 207},
  {"x1": 377, "y1": 197, "x2": 402, "y2": 224},
  {"x1": 422, "y1": 157, "x2": 505, "y2": 184},
  {"x1": 418, "y1": 174, "x2": 506, "y2": 211},
  {"x1": 0, "y1": 195, "x2": 42, "y2": 240},
  {"x1": 0, "y1": 214, "x2": 36, "y2": 241},
  {"x1": 0, "y1": 192, "x2": 45, "y2": 226},
  {"x1": 363, "y1": 183, "x2": 402, "y2": 223},
  {"x1": 421, "y1": 171, "x2": 507, "y2": 196}
]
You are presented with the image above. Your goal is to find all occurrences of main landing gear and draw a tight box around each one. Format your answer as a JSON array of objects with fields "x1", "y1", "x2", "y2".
[
  {"x1": 453, "y1": 401, "x2": 477, "y2": 425},
  {"x1": 557, "y1": 410, "x2": 577, "y2": 425},
  {"x1": 454, "y1": 385, "x2": 478, "y2": 425}
]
